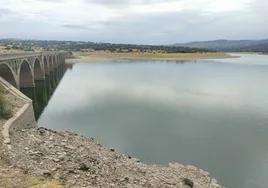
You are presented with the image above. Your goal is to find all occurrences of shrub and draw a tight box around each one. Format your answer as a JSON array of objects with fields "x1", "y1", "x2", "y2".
[{"x1": 0, "y1": 93, "x2": 12, "y2": 120}]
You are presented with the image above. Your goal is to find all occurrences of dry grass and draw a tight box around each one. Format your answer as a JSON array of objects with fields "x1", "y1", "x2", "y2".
[
  {"x1": 0, "y1": 142, "x2": 63, "y2": 188},
  {"x1": 67, "y1": 51, "x2": 238, "y2": 63},
  {"x1": 0, "y1": 171, "x2": 63, "y2": 188}
]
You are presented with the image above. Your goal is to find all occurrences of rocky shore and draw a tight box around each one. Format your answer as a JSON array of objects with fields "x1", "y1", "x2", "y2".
[{"x1": 0, "y1": 125, "x2": 222, "y2": 188}]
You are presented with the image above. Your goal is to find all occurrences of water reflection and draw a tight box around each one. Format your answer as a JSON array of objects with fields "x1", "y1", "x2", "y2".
[
  {"x1": 37, "y1": 54, "x2": 268, "y2": 188},
  {"x1": 20, "y1": 64, "x2": 67, "y2": 119}
]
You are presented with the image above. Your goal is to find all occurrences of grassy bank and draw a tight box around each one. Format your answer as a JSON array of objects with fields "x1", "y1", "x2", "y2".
[
  {"x1": 0, "y1": 86, "x2": 12, "y2": 120},
  {"x1": 84, "y1": 51, "x2": 235, "y2": 60}
]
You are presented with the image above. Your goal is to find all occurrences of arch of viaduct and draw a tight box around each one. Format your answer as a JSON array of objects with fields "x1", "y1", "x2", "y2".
[{"x1": 0, "y1": 52, "x2": 72, "y2": 89}]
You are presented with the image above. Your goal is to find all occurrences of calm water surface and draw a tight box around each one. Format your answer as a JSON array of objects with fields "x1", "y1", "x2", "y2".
[{"x1": 38, "y1": 54, "x2": 268, "y2": 188}]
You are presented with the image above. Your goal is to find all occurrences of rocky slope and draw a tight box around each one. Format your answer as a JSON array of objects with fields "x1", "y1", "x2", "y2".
[{"x1": 5, "y1": 126, "x2": 222, "y2": 188}]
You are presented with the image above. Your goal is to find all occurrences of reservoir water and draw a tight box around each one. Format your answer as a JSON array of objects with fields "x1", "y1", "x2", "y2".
[{"x1": 34, "y1": 54, "x2": 268, "y2": 188}]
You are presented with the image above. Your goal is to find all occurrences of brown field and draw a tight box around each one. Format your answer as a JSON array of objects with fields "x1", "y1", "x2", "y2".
[{"x1": 67, "y1": 51, "x2": 239, "y2": 63}]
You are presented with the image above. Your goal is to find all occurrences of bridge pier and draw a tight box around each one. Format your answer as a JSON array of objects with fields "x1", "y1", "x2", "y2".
[
  {"x1": 43, "y1": 56, "x2": 50, "y2": 76},
  {"x1": 45, "y1": 75, "x2": 52, "y2": 97},
  {"x1": 34, "y1": 58, "x2": 45, "y2": 81},
  {"x1": 49, "y1": 71, "x2": 56, "y2": 89},
  {"x1": 19, "y1": 60, "x2": 35, "y2": 88},
  {"x1": 34, "y1": 80, "x2": 48, "y2": 119}
]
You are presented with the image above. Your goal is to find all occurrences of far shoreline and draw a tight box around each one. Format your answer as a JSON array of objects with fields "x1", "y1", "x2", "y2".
[{"x1": 66, "y1": 51, "x2": 240, "y2": 63}]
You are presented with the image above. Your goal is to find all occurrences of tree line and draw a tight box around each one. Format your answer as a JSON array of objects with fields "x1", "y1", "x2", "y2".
[{"x1": 0, "y1": 39, "x2": 215, "y2": 53}]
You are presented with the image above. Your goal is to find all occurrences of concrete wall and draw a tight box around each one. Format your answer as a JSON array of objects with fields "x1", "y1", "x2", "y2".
[
  {"x1": 0, "y1": 77, "x2": 37, "y2": 149},
  {"x1": 8, "y1": 103, "x2": 36, "y2": 136}
]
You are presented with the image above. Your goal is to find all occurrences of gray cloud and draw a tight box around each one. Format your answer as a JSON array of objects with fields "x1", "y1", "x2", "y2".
[
  {"x1": 34, "y1": 0, "x2": 65, "y2": 2},
  {"x1": 0, "y1": 8, "x2": 13, "y2": 16},
  {"x1": 83, "y1": 5, "x2": 268, "y2": 44},
  {"x1": 0, "y1": 0, "x2": 267, "y2": 44},
  {"x1": 61, "y1": 24, "x2": 92, "y2": 30},
  {"x1": 84, "y1": 0, "x2": 179, "y2": 8}
]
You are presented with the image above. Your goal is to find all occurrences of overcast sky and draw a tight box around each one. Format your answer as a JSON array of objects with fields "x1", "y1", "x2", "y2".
[{"x1": 0, "y1": 0, "x2": 267, "y2": 44}]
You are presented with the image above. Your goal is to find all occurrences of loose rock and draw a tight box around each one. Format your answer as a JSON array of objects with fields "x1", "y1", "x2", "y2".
[{"x1": 2, "y1": 127, "x2": 223, "y2": 188}]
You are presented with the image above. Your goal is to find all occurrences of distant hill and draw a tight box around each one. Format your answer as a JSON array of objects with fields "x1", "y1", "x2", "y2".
[
  {"x1": 171, "y1": 39, "x2": 268, "y2": 52},
  {"x1": 233, "y1": 43, "x2": 268, "y2": 53}
]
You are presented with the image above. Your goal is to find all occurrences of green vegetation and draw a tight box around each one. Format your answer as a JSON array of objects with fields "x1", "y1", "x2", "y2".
[
  {"x1": 11, "y1": 45, "x2": 19, "y2": 49},
  {"x1": 0, "y1": 88, "x2": 12, "y2": 120},
  {"x1": 79, "y1": 53, "x2": 89, "y2": 56}
]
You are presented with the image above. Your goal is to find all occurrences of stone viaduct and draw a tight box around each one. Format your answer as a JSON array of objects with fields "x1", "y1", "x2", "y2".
[{"x1": 0, "y1": 52, "x2": 72, "y2": 89}]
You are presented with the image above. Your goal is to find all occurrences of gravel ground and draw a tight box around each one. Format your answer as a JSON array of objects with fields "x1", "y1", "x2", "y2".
[{"x1": 7, "y1": 127, "x2": 222, "y2": 188}]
